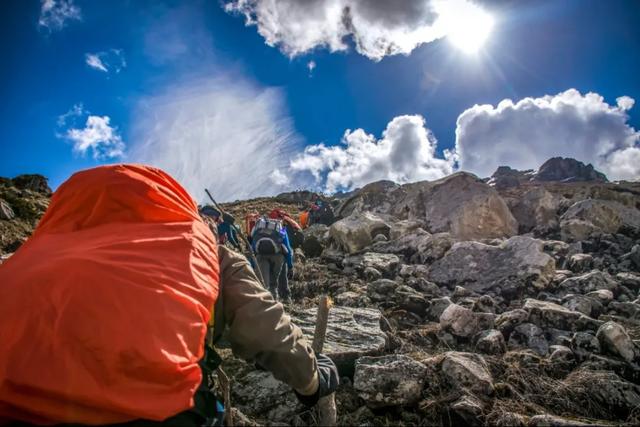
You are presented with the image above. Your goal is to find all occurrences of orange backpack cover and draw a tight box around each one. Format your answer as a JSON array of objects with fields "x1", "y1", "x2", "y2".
[{"x1": 0, "y1": 164, "x2": 219, "y2": 424}]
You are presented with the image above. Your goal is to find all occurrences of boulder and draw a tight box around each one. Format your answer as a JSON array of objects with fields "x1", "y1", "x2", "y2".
[
  {"x1": 389, "y1": 219, "x2": 425, "y2": 240},
  {"x1": 440, "y1": 352, "x2": 494, "y2": 396},
  {"x1": 397, "y1": 172, "x2": 518, "y2": 240},
  {"x1": 557, "y1": 270, "x2": 619, "y2": 297},
  {"x1": 560, "y1": 219, "x2": 599, "y2": 242},
  {"x1": 450, "y1": 394, "x2": 484, "y2": 425},
  {"x1": 566, "y1": 253, "x2": 593, "y2": 273},
  {"x1": 508, "y1": 323, "x2": 549, "y2": 356},
  {"x1": 353, "y1": 355, "x2": 427, "y2": 407},
  {"x1": 596, "y1": 321, "x2": 638, "y2": 364},
  {"x1": 475, "y1": 329, "x2": 507, "y2": 355},
  {"x1": 561, "y1": 294, "x2": 604, "y2": 318},
  {"x1": 560, "y1": 199, "x2": 640, "y2": 241},
  {"x1": 428, "y1": 236, "x2": 555, "y2": 296},
  {"x1": 0, "y1": 199, "x2": 14, "y2": 221},
  {"x1": 427, "y1": 297, "x2": 453, "y2": 321},
  {"x1": 372, "y1": 229, "x2": 454, "y2": 264},
  {"x1": 292, "y1": 306, "x2": 387, "y2": 372},
  {"x1": 571, "y1": 332, "x2": 601, "y2": 361},
  {"x1": 616, "y1": 272, "x2": 640, "y2": 291},
  {"x1": 507, "y1": 186, "x2": 558, "y2": 233},
  {"x1": 523, "y1": 299, "x2": 583, "y2": 330},
  {"x1": 329, "y1": 212, "x2": 390, "y2": 254},
  {"x1": 302, "y1": 224, "x2": 329, "y2": 257},
  {"x1": 440, "y1": 304, "x2": 478, "y2": 338},
  {"x1": 344, "y1": 252, "x2": 400, "y2": 276}
]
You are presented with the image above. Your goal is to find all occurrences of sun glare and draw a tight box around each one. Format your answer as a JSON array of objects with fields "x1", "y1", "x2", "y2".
[{"x1": 444, "y1": 5, "x2": 495, "y2": 54}]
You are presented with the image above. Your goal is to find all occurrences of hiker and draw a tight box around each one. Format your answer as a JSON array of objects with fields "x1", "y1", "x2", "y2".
[
  {"x1": 0, "y1": 164, "x2": 338, "y2": 426},
  {"x1": 268, "y1": 208, "x2": 305, "y2": 249},
  {"x1": 251, "y1": 215, "x2": 294, "y2": 304},
  {"x1": 200, "y1": 205, "x2": 242, "y2": 252},
  {"x1": 307, "y1": 196, "x2": 336, "y2": 227}
]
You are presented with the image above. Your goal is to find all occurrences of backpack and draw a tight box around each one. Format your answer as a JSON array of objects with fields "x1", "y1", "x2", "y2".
[
  {"x1": 252, "y1": 217, "x2": 285, "y2": 255},
  {"x1": 0, "y1": 165, "x2": 220, "y2": 424}
]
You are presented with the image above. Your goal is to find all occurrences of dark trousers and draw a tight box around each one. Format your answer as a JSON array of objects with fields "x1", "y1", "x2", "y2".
[{"x1": 257, "y1": 254, "x2": 290, "y2": 300}]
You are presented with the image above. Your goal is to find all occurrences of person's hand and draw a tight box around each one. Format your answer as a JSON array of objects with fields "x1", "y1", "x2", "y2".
[{"x1": 295, "y1": 353, "x2": 339, "y2": 407}]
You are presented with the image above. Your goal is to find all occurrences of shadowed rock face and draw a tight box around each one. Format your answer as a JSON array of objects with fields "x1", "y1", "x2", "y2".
[{"x1": 534, "y1": 157, "x2": 608, "y2": 183}]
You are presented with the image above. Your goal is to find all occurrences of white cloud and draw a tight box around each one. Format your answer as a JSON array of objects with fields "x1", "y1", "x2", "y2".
[
  {"x1": 65, "y1": 116, "x2": 126, "y2": 160},
  {"x1": 85, "y1": 49, "x2": 126, "y2": 73},
  {"x1": 224, "y1": 0, "x2": 491, "y2": 61},
  {"x1": 290, "y1": 115, "x2": 454, "y2": 192},
  {"x1": 269, "y1": 169, "x2": 290, "y2": 186},
  {"x1": 38, "y1": 0, "x2": 81, "y2": 31},
  {"x1": 129, "y1": 77, "x2": 302, "y2": 202},
  {"x1": 455, "y1": 89, "x2": 640, "y2": 181},
  {"x1": 307, "y1": 60, "x2": 316, "y2": 74},
  {"x1": 57, "y1": 103, "x2": 85, "y2": 127}
]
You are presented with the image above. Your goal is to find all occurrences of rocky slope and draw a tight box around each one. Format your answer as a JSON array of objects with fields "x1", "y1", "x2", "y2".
[{"x1": 2, "y1": 158, "x2": 640, "y2": 426}]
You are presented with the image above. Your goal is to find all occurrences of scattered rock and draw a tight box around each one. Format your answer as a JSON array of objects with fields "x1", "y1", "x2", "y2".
[
  {"x1": 571, "y1": 332, "x2": 601, "y2": 361},
  {"x1": 440, "y1": 352, "x2": 494, "y2": 396},
  {"x1": 301, "y1": 224, "x2": 329, "y2": 257},
  {"x1": 523, "y1": 299, "x2": 583, "y2": 331},
  {"x1": 476, "y1": 329, "x2": 507, "y2": 355},
  {"x1": 566, "y1": 253, "x2": 593, "y2": 273},
  {"x1": 329, "y1": 212, "x2": 390, "y2": 254},
  {"x1": 596, "y1": 321, "x2": 638, "y2": 364},
  {"x1": 508, "y1": 323, "x2": 549, "y2": 356},
  {"x1": 495, "y1": 309, "x2": 530, "y2": 339},
  {"x1": 450, "y1": 394, "x2": 484, "y2": 425},
  {"x1": 293, "y1": 306, "x2": 387, "y2": 371},
  {"x1": 440, "y1": 304, "x2": 478, "y2": 338},
  {"x1": 0, "y1": 199, "x2": 14, "y2": 220},
  {"x1": 354, "y1": 355, "x2": 427, "y2": 407},
  {"x1": 429, "y1": 236, "x2": 555, "y2": 296}
]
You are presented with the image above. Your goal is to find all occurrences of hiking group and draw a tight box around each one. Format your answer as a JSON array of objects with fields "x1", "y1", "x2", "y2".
[{"x1": 0, "y1": 164, "x2": 339, "y2": 426}]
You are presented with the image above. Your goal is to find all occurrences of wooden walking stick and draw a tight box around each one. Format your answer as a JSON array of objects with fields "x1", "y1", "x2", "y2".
[{"x1": 312, "y1": 295, "x2": 337, "y2": 426}]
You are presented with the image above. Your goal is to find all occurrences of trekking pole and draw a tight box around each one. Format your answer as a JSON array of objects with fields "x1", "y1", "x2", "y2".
[
  {"x1": 203, "y1": 189, "x2": 266, "y2": 287},
  {"x1": 312, "y1": 295, "x2": 337, "y2": 426}
]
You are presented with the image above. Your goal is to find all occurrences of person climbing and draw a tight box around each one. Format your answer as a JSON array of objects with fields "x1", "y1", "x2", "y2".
[
  {"x1": 307, "y1": 195, "x2": 336, "y2": 227},
  {"x1": 268, "y1": 208, "x2": 305, "y2": 249},
  {"x1": 200, "y1": 205, "x2": 242, "y2": 252},
  {"x1": 0, "y1": 164, "x2": 338, "y2": 426},
  {"x1": 251, "y1": 215, "x2": 294, "y2": 304}
]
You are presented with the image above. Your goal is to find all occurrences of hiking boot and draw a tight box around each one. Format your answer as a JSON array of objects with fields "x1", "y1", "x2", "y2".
[{"x1": 283, "y1": 297, "x2": 293, "y2": 306}]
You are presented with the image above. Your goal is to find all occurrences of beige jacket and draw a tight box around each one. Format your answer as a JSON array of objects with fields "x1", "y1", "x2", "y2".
[{"x1": 212, "y1": 245, "x2": 319, "y2": 396}]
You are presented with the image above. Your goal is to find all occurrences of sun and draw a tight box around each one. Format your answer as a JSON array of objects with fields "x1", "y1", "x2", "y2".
[{"x1": 443, "y1": 5, "x2": 495, "y2": 54}]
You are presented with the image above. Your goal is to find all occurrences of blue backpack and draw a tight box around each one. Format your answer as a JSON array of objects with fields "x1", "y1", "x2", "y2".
[{"x1": 252, "y1": 217, "x2": 286, "y2": 255}]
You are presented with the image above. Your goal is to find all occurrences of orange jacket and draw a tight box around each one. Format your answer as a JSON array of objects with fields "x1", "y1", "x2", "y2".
[{"x1": 0, "y1": 164, "x2": 219, "y2": 424}]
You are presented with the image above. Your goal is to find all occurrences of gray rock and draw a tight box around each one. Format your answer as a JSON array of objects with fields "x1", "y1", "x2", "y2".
[
  {"x1": 450, "y1": 394, "x2": 484, "y2": 426},
  {"x1": 233, "y1": 371, "x2": 300, "y2": 422},
  {"x1": 475, "y1": 329, "x2": 507, "y2": 355},
  {"x1": 560, "y1": 218, "x2": 599, "y2": 242},
  {"x1": 394, "y1": 285, "x2": 430, "y2": 317},
  {"x1": 0, "y1": 199, "x2": 14, "y2": 220},
  {"x1": 548, "y1": 345, "x2": 575, "y2": 367},
  {"x1": 561, "y1": 294, "x2": 604, "y2": 318},
  {"x1": 345, "y1": 252, "x2": 400, "y2": 277},
  {"x1": 354, "y1": 355, "x2": 427, "y2": 407},
  {"x1": 329, "y1": 212, "x2": 390, "y2": 254},
  {"x1": 440, "y1": 303, "x2": 478, "y2": 338},
  {"x1": 475, "y1": 312, "x2": 497, "y2": 331},
  {"x1": 571, "y1": 332, "x2": 601, "y2": 360},
  {"x1": 523, "y1": 299, "x2": 582, "y2": 331},
  {"x1": 389, "y1": 219, "x2": 424, "y2": 240},
  {"x1": 617, "y1": 272, "x2": 640, "y2": 291},
  {"x1": 560, "y1": 199, "x2": 640, "y2": 237},
  {"x1": 293, "y1": 306, "x2": 387, "y2": 370},
  {"x1": 372, "y1": 229, "x2": 454, "y2": 264},
  {"x1": 427, "y1": 297, "x2": 453, "y2": 321},
  {"x1": 566, "y1": 253, "x2": 593, "y2": 273},
  {"x1": 473, "y1": 295, "x2": 496, "y2": 314},
  {"x1": 596, "y1": 321, "x2": 639, "y2": 364},
  {"x1": 507, "y1": 186, "x2": 559, "y2": 233},
  {"x1": 585, "y1": 289, "x2": 614, "y2": 305},
  {"x1": 301, "y1": 224, "x2": 330, "y2": 257},
  {"x1": 367, "y1": 279, "x2": 398, "y2": 301},
  {"x1": 495, "y1": 309, "x2": 529, "y2": 339},
  {"x1": 440, "y1": 352, "x2": 494, "y2": 396},
  {"x1": 372, "y1": 233, "x2": 387, "y2": 243},
  {"x1": 362, "y1": 266, "x2": 382, "y2": 281},
  {"x1": 334, "y1": 291, "x2": 364, "y2": 307},
  {"x1": 428, "y1": 236, "x2": 555, "y2": 296},
  {"x1": 557, "y1": 270, "x2": 619, "y2": 297},
  {"x1": 608, "y1": 301, "x2": 640, "y2": 319},
  {"x1": 508, "y1": 323, "x2": 549, "y2": 356}
]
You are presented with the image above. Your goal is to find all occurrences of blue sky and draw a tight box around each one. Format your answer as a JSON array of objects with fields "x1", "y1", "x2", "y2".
[{"x1": 1, "y1": 0, "x2": 639, "y2": 200}]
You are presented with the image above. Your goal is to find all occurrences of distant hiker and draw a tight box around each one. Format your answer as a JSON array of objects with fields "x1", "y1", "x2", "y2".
[
  {"x1": 268, "y1": 207, "x2": 305, "y2": 249},
  {"x1": 307, "y1": 196, "x2": 336, "y2": 227},
  {"x1": 0, "y1": 164, "x2": 338, "y2": 425},
  {"x1": 200, "y1": 205, "x2": 242, "y2": 252},
  {"x1": 251, "y1": 215, "x2": 294, "y2": 304}
]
